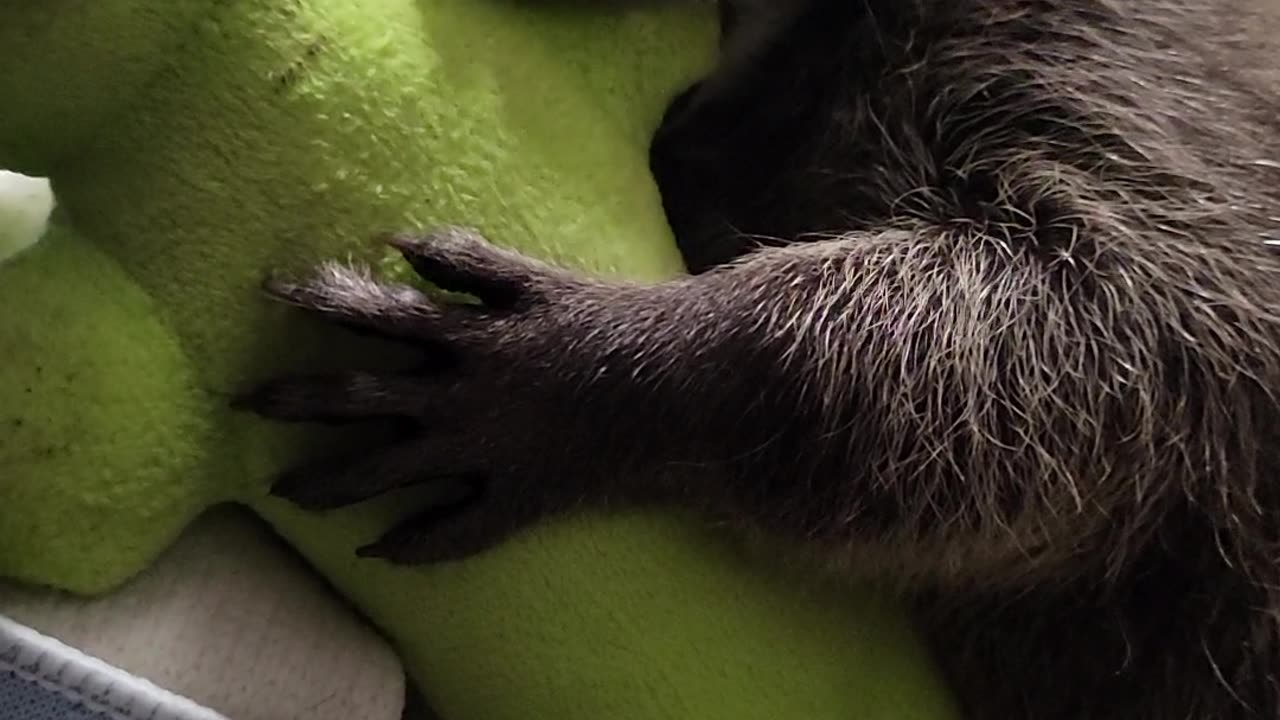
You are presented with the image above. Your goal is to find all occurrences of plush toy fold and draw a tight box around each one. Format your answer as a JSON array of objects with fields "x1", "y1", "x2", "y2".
[{"x1": 0, "y1": 1, "x2": 959, "y2": 718}]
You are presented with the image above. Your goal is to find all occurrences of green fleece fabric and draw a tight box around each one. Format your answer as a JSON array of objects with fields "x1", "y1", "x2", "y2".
[{"x1": 0, "y1": 1, "x2": 959, "y2": 718}]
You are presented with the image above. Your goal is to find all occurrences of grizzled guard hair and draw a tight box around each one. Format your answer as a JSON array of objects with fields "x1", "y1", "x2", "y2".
[{"x1": 240, "y1": 1, "x2": 1280, "y2": 718}]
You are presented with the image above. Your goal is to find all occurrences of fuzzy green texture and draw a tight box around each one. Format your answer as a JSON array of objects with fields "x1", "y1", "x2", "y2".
[{"x1": 0, "y1": 1, "x2": 959, "y2": 718}]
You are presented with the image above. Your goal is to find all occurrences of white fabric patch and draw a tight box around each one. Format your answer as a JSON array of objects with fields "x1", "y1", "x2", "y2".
[
  {"x1": 0, "y1": 171, "x2": 55, "y2": 264},
  {"x1": 0, "y1": 509, "x2": 407, "y2": 720}
]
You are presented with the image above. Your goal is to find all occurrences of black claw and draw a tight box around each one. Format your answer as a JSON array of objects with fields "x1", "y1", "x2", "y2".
[
  {"x1": 383, "y1": 232, "x2": 423, "y2": 254},
  {"x1": 354, "y1": 541, "x2": 392, "y2": 560},
  {"x1": 354, "y1": 538, "x2": 430, "y2": 563},
  {"x1": 260, "y1": 272, "x2": 301, "y2": 300},
  {"x1": 229, "y1": 389, "x2": 258, "y2": 413},
  {"x1": 268, "y1": 475, "x2": 296, "y2": 499},
  {"x1": 384, "y1": 227, "x2": 530, "y2": 310},
  {"x1": 269, "y1": 464, "x2": 387, "y2": 512},
  {"x1": 352, "y1": 480, "x2": 488, "y2": 563},
  {"x1": 228, "y1": 380, "x2": 325, "y2": 423},
  {"x1": 230, "y1": 384, "x2": 278, "y2": 414},
  {"x1": 269, "y1": 472, "x2": 341, "y2": 511}
]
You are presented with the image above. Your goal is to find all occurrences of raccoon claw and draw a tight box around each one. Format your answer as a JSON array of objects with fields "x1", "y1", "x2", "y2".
[
  {"x1": 352, "y1": 478, "x2": 531, "y2": 565},
  {"x1": 240, "y1": 226, "x2": 595, "y2": 563},
  {"x1": 383, "y1": 226, "x2": 555, "y2": 310},
  {"x1": 257, "y1": 225, "x2": 568, "y2": 348}
]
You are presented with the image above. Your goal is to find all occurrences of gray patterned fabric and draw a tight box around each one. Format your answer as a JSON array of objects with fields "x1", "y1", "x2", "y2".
[{"x1": 0, "y1": 614, "x2": 227, "y2": 720}]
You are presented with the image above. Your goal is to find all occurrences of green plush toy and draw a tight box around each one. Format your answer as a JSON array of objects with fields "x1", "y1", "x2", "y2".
[{"x1": 0, "y1": 1, "x2": 960, "y2": 718}]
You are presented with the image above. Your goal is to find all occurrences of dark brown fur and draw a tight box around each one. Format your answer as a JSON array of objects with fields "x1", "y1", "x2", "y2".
[{"x1": 241, "y1": 1, "x2": 1280, "y2": 717}]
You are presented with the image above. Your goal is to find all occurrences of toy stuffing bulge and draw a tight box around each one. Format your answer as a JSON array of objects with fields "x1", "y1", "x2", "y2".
[{"x1": 0, "y1": 0, "x2": 959, "y2": 718}]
